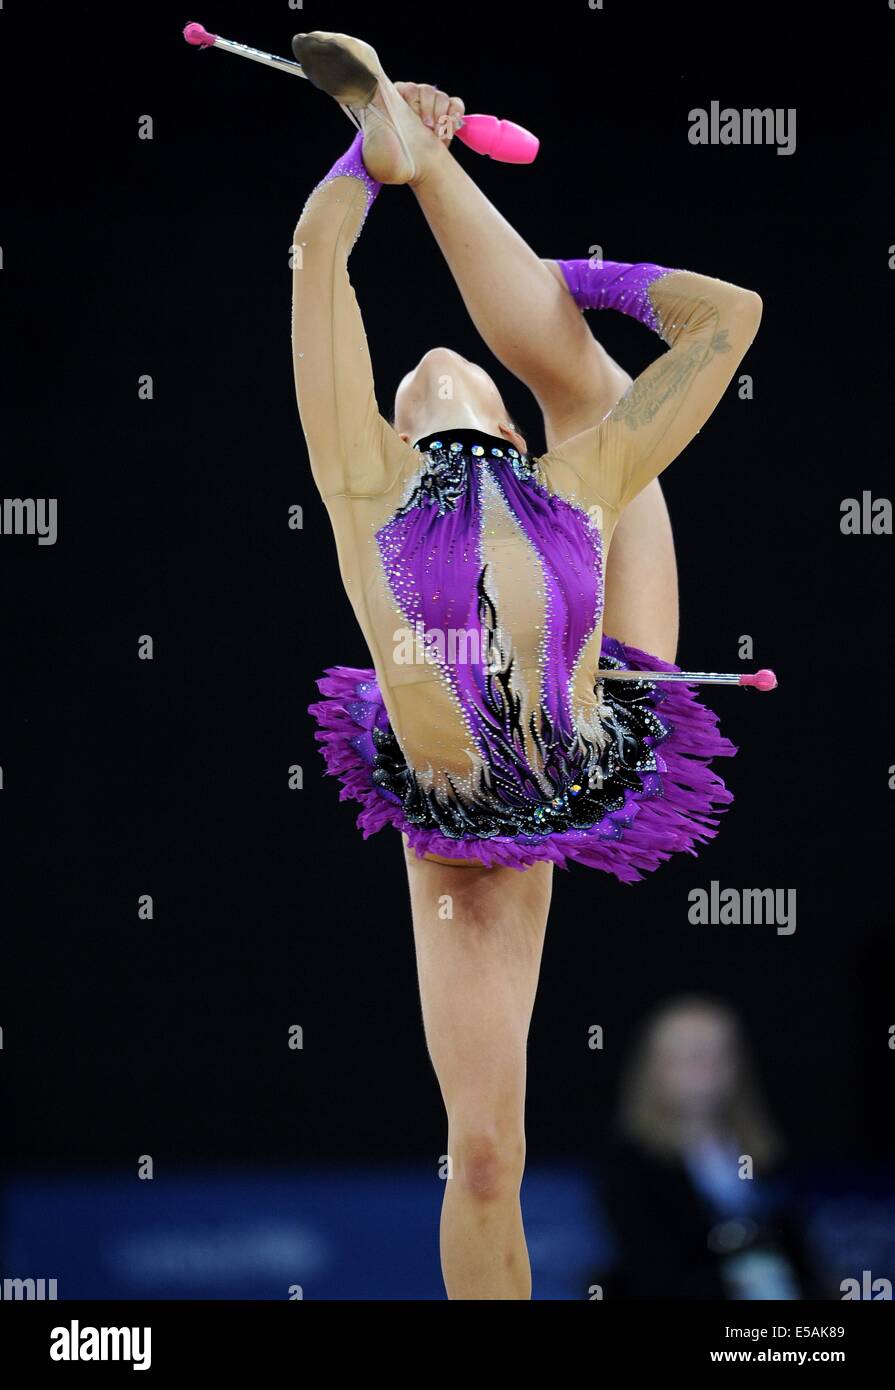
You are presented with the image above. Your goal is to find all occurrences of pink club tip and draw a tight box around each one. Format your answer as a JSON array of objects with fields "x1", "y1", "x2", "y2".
[
  {"x1": 183, "y1": 21, "x2": 217, "y2": 48},
  {"x1": 739, "y1": 669, "x2": 778, "y2": 691},
  {"x1": 455, "y1": 115, "x2": 539, "y2": 164}
]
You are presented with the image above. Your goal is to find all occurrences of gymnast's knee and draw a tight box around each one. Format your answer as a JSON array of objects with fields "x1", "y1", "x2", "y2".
[{"x1": 451, "y1": 1119, "x2": 526, "y2": 1202}]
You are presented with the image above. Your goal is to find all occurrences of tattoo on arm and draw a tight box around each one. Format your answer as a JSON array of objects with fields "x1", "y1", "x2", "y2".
[
  {"x1": 701, "y1": 326, "x2": 733, "y2": 365},
  {"x1": 610, "y1": 340, "x2": 705, "y2": 431},
  {"x1": 609, "y1": 309, "x2": 728, "y2": 432}
]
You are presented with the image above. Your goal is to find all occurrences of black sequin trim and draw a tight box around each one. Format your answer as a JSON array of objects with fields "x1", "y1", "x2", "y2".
[{"x1": 400, "y1": 430, "x2": 538, "y2": 517}]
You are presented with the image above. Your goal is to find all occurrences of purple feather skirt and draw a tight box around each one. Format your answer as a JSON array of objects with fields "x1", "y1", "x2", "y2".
[{"x1": 308, "y1": 636, "x2": 736, "y2": 882}]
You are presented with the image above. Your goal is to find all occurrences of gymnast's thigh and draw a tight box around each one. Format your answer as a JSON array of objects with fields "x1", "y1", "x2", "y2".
[{"x1": 401, "y1": 839, "x2": 553, "y2": 1097}]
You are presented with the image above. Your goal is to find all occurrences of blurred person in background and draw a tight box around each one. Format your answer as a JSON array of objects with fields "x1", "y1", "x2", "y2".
[{"x1": 594, "y1": 997, "x2": 821, "y2": 1299}]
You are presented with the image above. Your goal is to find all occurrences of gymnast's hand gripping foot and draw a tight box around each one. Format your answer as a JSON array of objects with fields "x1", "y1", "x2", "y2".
[{"x1": 289, "y1": 32, "x2": 764, "y2": 1298}]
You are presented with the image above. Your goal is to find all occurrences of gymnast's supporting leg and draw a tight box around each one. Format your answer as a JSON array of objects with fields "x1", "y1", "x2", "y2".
[
  {"x1": 402, "y1": 106, "x2": 679, "y2": 660},
  {"x1": 403, "y1": 844, "x2": 553, "y2": 1299}
]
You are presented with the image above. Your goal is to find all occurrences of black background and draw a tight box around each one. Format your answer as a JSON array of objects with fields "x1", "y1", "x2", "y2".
[{"x1": 2, "y1": 0, "x2": 893, "y2": 1178}]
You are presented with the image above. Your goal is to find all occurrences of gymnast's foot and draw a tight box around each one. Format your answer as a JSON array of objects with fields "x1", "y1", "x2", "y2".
[{"x1": 292, "y1": 31, "x2": 462, "y2": 185}]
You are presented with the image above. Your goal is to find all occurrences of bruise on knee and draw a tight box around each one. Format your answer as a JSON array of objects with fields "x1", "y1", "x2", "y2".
[{"x1": 454, "y1": 1129, "x2": 525, "y2": 1202}]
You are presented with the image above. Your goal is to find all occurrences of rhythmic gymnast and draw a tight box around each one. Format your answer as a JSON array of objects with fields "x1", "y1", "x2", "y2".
[{"x1": 290, "y1": 31, "x2": 763, "y2": 1299}]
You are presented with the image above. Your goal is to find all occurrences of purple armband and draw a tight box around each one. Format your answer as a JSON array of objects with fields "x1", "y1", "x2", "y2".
[
  {"x1": 555, "y1": 258, "x2": 673, "y2": 336},
  {"x1": 307, "y1": 131, "x2": 382, "y2": 233}
]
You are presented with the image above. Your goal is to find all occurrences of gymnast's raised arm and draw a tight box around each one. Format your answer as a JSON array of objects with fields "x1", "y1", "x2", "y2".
[
  {"x1": 547, "y1": 261, "x2": 762, "y2": 513},
  {"x1": 291, "y1": 133, "x2": 412, "y2": 499}
]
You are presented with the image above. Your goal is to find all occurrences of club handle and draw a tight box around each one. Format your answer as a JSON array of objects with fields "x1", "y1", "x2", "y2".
[
  {"x1": 454, "y1": 114, "x2": 539, "y2": 164},
  {"x1": 600, "y1": 668, "x2": 778, "y2": 690}
]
